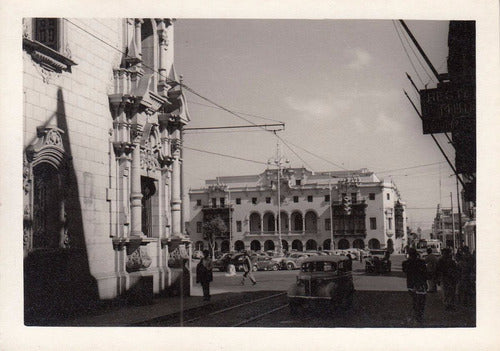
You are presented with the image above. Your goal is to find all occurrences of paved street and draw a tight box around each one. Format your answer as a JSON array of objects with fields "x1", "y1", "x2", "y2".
[{"x1": 176, "y1": 254, "x2": 475, "y2": 327}]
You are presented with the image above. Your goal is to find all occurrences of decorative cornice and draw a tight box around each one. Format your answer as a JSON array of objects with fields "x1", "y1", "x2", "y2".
[{"x1": 23, "y1": 37, "x2": 76, "y2": 73}]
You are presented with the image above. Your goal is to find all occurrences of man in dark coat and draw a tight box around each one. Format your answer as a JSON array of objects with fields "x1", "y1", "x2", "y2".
[
  {"x1": 402, "y1": 248, "x2": 428, "y2": 325},
  {"x1": 196, "y1": 250, "x2": 213, "y2": 301},
  {"x1": 436, "y1": 248, "x2": 458, "y2": 310}
]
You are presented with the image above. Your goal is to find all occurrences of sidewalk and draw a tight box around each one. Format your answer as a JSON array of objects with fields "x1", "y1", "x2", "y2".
[{"x1": 63, "y1": 285, "x2": 229, "y2": 326}]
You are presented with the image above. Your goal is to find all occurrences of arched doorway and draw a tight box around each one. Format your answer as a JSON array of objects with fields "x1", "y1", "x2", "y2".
[
  {"x1": 368, "y1": 238, "x2": 381, "y2": 249},
  {"x1": 292, "y1": 240, "x2": 303, "y2": 251},
  {"x1": 221, "y1": 240, "x2": 230, "y2": 253},
  {"x1": 304, "y1": 211, "x2": 318, "y2": 233},
  {"x1": 249, "y1": 213, "x2": 261, "y2": 233},
  {"x1": 280, "y1": 211, "x2": 289, "y2": 233},
  {"x1": 263, "y1": 212, "x2": 275, "y2": 233},
  {"x1": 353, "y1": 239, "x2": 365, "y2": 249},
  {"x1": 250, "y1": 240, "x2": 261, "y2": 252},
  {"x1": 194, "y1": 241, "x2": 204, "y2": 251},
  {"x1": 291, "y1": 211, "x2": 303, "y2": 232},
  {"x1": 32, "y1": 163, "x2": 63, "y2": 249},
  {"x1": 387, "y1": 239, "x2": 394, "y2": 253},
  {"x1": 281, "y1": 240, "x2": 289, "y2": 252},
  {"x1": 305, "y1": 239, "x2": 317, "y2": 250},
  {"x1": 234, "y1": 240, "x2": 245, "y2": 252},
  {"x1": 323, "y1": 239, "x2": 332, "y2": 250},
  {"x1": 264, "y1": 240, "x2": 275, "y2": 251},
  {"x1": 338, "y1": 238, "x2": 350, "y2": 249}
]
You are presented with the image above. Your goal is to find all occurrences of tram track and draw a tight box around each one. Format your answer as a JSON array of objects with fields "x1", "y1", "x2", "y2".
[{"x1": 135, "y1": 291, "x2": 290, "y2": 327}]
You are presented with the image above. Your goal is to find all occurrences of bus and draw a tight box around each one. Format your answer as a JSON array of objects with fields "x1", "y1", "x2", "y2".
[{"x1": 416, "y1": 239, "x2": 442, "y2": 256}]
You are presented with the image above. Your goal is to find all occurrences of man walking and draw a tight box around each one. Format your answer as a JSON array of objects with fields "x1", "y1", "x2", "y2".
[
  {"x1": 241, "y1": 252, "x2": 256, "y2": 285},
  {"x1": 196, "y1": 250, "x2": 213, "y2": 301},
  {"x1": 424, "y1": 248, "x2": 438, "y2": 293},
  {"x1": 436, "y1": 248, "x2": 458, "y2": 311},
  {"x1": 402, "y1": 248, "x2": 428, "y2": 325}
]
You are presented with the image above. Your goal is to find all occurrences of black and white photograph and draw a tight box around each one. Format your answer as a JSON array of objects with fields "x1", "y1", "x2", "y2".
[{"x1": 1, "y1": 1, "x2": 499, "y2": 350}]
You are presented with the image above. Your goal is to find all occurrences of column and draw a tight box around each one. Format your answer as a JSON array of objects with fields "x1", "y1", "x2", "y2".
[
  {"x1": 171, "y1": 130, "x2": 182, "y2": 237},
  {"x1": 130, "y1": 130, "x2": 143, "y2": 237}
]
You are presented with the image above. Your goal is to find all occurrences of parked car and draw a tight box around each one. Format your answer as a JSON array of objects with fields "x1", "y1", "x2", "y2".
[
  {"x1": 231, "y1": 253, "x2": 257, "y2": 271},
  {"x1": 212, "y1": 253, "x2": 234, "y2": 272},
  {"x1": 365, "y1": 249, "x2": 391, "y2": 273},
  {"x1": 287, "y1": 255, "x2": 354, "y2": 315},
  {"x1": 281, "y1": 252, "x2": 314, "y2": 270},
  {"x1": 253, "y1": 256, "x2": 280, "y2": 271}
]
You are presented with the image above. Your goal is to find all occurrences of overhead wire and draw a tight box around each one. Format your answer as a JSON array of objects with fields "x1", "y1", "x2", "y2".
[
  {"x1": 183, "y1": 146, "x2": 268, "y2": 166},
  {"x1": 187, "y1": 100, "x2": 285, "y2": 124},
  {"x1": 279, "y1": 137, "x2": 348, "y2": 171},
  {"x1": 392, "y1": 20, "x2": 425, "y2": 86},
  {"x1": 397, "y1": 21, "x2": 438, "y2": 85}
]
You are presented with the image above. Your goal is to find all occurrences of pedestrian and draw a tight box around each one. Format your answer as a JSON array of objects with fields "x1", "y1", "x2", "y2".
[
  {"x1": 346, "y1": 253, "x2": 353, "y2": 271},
  {"x1": 436, "y1": 248, "x2": 458, "y2": 311},
  {"x1": 196, "y1": 250, "x2": 213, "y2": 301},
  {"x1": 424, "y1": 247, "x2": 438, "y2": 293},
  {"x1": 456, "y1": 246, "x2": 473, "y2": 307},
  {"x1": 241, "y1": 252, "x2": 256, "y2": 285},
  {"x1": 402, "y1": 248, "x2": 428, "y2": 325}
]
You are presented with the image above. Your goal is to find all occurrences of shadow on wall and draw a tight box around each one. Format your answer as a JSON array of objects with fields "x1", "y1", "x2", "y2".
[{"x1": 24, "y1": 89, "x2": 99, "y2": 325}]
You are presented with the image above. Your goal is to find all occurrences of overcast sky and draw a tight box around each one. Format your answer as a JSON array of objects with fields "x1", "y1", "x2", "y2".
[{"x1": 174, "y1": 19, "x2": 459, "y2": 230}]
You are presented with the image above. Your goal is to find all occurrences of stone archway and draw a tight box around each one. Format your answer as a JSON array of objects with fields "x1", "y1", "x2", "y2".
[
  {"x1": 292, "y1": 240, "x2": 303, "y2": 251},
  {"x1": 234, "y1": 240, "x2": 245, "y2": 252},
  {"x1": 264, "y1": 240, "x2": 275, "y2": 251},
  {"x1": 250, "y1": 240, "x2": 261, "y2": 252},
  {"x1": 338, "y1": 238, "x2": 350, "y2": 249},
  {"x1": 263, "y1": 212, "x2": 275, "y2": 233},
  {"x1": 305, "y1": 239, "x2": 317, "y2": 250},
  {"x1": 291, "y1": 211, "x2": 303, "y2": 232},
  {"x1": 249, "y1": 213, "x2": 261, "y2": 233},
  {"x1": 281, "y1": 240, "x2": 289, "y2": 252}
]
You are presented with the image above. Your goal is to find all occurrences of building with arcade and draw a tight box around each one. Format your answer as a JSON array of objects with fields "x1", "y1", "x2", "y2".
[{"x1": 187, "y1": 167, "x2": 408, "y2": 255}]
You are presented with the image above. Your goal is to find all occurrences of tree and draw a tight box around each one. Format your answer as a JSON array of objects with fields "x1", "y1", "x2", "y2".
[{"x1": 202, "y1": 216, "x2": 227, "y2": 258}]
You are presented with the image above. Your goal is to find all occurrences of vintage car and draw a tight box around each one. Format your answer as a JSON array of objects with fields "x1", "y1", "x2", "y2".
[
  {"x1": 287, "y1": 256, "x2": 354, "y2": 315},
  {"x1": 281, "y1": 252, "x2": 315, "y2": 270},
  {"x1": 365, "y1": 249, "x2": 391, "y2": 273},
  {"x1": 252, "y1": 256, "x2": 280, "y2": 271},
  {"x1": 212, "y1": 252, "x2": 234, "y2": 272}
]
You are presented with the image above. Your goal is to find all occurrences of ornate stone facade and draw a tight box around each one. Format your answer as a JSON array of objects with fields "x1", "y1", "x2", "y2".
[{"x1": 23, "y1": 19, "x2": 191, "y2": 321}]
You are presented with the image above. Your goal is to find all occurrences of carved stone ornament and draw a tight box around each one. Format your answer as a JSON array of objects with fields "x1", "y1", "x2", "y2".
[
  {"x1": 131, "y1": 125, "x2": 143, "y2": 143},
  {"x1": 140, "y1": 147, "x2": 160, "y2": 171},
  {"x1": 23, "y1": 154, "x2": 31, "y2": 195},
  {"x1": 26, "y1": 127, "x2": 66, "y2": 169},
  {"x1": 126, "y1": 246, "x2": 152, "y2": 272}
]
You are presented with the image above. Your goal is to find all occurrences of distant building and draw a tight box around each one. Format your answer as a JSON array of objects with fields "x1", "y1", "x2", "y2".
[
  {"x1": 188, "y1": 168, "x2": 408, "y2": 254},
  {"x1": 431, "y1": 204, "x2": 469, "y2": 248}
]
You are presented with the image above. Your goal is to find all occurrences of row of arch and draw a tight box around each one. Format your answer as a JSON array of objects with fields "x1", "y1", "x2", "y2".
[
  {"x1": 194, "y1": 238, "x2": 384, "y2": 253},
  {"x1": 249, "y1": 211, "x2": 318, "y2": 233}
]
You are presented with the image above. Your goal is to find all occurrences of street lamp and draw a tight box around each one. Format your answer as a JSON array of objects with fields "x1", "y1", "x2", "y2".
[{"x1": 268, "y1": 137, "x2": 289, "y2": 254}]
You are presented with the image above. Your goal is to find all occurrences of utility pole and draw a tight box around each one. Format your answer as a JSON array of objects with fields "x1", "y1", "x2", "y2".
[
  {"x1": 450, "y1": 192, "x2": 455, "y2": 252},
  {"x1": 268, "y1": 132, "x2": 289, "y2": 254},
  {"x1": 329, "y1": 175, "x2": 334, "y2": 250},
  {"x1": 228, "y1": 188, "x2": 232, "y2": 252},
  {"x1": 456, "y1": 177, "x2": 463, "y2": 247}
]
